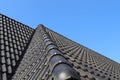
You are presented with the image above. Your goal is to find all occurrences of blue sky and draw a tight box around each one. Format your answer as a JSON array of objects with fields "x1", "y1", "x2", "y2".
[{"x1": 0, "y1": 0, "x2": 120, "y2": 63}]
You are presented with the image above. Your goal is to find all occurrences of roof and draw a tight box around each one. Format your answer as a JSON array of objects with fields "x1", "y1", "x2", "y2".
[{"x1": 0, "y1": 14, "x2": 120, "y2": 80}]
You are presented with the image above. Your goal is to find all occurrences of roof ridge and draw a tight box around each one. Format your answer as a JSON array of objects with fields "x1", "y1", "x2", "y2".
[{"x1": 38, "y1": 24, "x2": 81, "y2": 80}]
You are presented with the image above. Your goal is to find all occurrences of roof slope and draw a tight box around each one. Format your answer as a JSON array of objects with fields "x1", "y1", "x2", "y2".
[
  {"x1": 0, "y1": 14, "x2": 34, "y2": 80},
  {"x1": 45, "y1": 26, "x2": 120, "y2": 80}
]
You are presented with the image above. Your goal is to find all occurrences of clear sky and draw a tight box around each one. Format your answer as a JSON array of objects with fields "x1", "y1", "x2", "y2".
[{"x1": 0, "y1": 0, "x2": 120, "y2": 63}]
